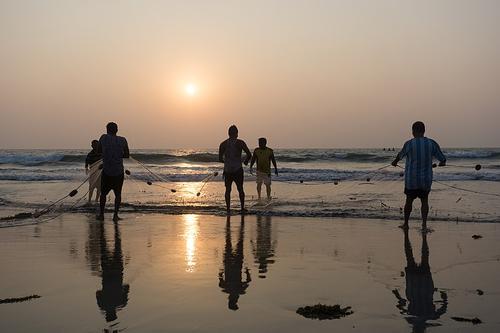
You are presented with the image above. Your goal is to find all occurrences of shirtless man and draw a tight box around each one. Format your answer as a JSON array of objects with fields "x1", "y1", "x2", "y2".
[
  {"x1": 97, "y1": 122, "x2": 130, "y2": 221},
  {"x1": 219, "y1": 125, "x2": 251, "y2": 213}
]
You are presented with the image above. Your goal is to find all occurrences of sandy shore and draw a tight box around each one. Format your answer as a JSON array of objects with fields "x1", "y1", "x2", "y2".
[{"x1": 0, "y1": 214, "x2": 499, "y2": 332}]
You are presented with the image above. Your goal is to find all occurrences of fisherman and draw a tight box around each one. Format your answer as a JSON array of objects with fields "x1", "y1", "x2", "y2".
[
  {"x1": 97, "y1": 122, "x2": 130, "y2": 221},
  {"x1": 85, "y1": 139, "x2": 102, "y2": 203},
  {"x1": 392, "y1": 121, "x2": 446, "y2": 231},
  {"x1": 219, "y1": 125, "x2": 252, "y2": 213},
  {"x1": 250, "y1": 137, "x2": 278, "y2": 201}
]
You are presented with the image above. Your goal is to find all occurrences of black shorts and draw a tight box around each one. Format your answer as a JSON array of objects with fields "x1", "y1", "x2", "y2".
[
  {"x1": 405, "y1": 188, "x2": 430, "y2": 200},
  {"x1": 101, "y1": 172, "x2": 124, "y2": 196},
  {"x1": 224, "y1": 168, "x2": 244, "y2": 189}
]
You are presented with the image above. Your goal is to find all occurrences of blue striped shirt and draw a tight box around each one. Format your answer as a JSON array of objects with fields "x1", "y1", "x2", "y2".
[{"x1": 398, "y1": 137, "x2": 446, "y2": 190}]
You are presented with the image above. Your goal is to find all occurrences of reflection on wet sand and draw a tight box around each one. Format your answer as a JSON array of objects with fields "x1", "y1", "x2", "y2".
[
  {"x1": 218, "y1": 215, "x2": 251, "y2": 311},
  {"x1": 93, "y1": 222, "x2": 130, "y2": 323},
  {"x1": 183, "y1": 214, "x2": 199, "y2": 273},
  {"x1": 86, "y1": 220, "x2": 102, "y2": 275},
  {"x1": 251, "y1": 215, "x2": 277, "y2": 278},
  {"x1": 393, "y1": 229, "x2": 448, "y2": 333}
]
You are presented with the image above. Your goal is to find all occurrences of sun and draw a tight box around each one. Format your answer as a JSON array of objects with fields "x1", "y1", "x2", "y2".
[{"x1": 185, "y1": 83, "x2": 198, "y2": 96}]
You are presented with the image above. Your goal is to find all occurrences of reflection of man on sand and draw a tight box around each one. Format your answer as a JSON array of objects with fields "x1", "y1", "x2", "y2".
[
  {"x1": 392, "y1": 229, "x2": 447, "y2": 333},
  {"x1": 96, "y1": 222, "x2": 130, "y2": 322},
  {"x1": 218, "y1": 215, "x2": 251, "y2": 310},
  {"x1": 251, "y1": 215, "x2": 276, "y2": 278}
]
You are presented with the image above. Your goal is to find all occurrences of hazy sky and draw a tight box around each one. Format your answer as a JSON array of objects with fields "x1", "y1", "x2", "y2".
[{"x1": 1, "y1": 0, "x2": 499, "y2": 149}]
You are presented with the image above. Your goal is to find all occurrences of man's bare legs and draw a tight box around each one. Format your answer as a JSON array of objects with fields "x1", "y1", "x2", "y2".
[
  {"x1": 402, "y1": 195, "x2": 430, "y2": 232},
  {"x1": 421, "y1": 196, "x2": 429, "y2": 232},
  {"x1": 402, "y1": 196, "x2": 414, "y2": 229},
  {"x1": 225, "y1": 185, "x2": 231, "y2": 212},
  {"x1": 236, "y1": 183, "x2": 246, "y2": 212},
  {"x1": 257, "y1": 183, "x2": 262, "y2": 200},
  {"x1": 265, "y1": 184, "x2": 271, "y2": 200},
  {"x1": 97, "y1": 190, "x2": 122, "y2": 221},
  {"x1": 113, "y1": 191, "x2": 122, "y2": 221},
  {"x1": 89, "y1": 187, "x2": 100, "y2": 203},
  {"x1": 97, "y1": 192, "x2": 106, "y2": 220}
]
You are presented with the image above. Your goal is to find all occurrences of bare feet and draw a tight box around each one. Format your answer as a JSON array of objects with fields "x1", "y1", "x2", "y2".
[
  {"x1": 96, "y1": 214, "x2": 104, "y2": 221},
  {"x1": 112, "y1": 214, "x2": 122, "y2": 222},
  {"x1": 398, "y1": 223, "x2": 409, "y2": 230},
  {"x1": 241, "y1": 208, "x2": 248, "y2": 214}
]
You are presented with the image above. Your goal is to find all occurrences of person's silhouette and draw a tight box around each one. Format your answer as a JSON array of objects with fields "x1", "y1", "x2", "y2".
[
  {"x1": 392, "y1": 229, "x2": 448, "y2": 333},
  {"x1": 218, "y1": 125, "x2": 252, "y2": 213},
  {"x1": 97, "y1": 122, "x2": 130, "y2": 221},
  {"x1": 251, "y1": 215, "x2": 276, "y2": 278},
  {"x1": 218, "y1": 215, "x2": 251, "y2": 310},
  {"x1": 96, "y1": 222, "x2": 130, "y2": 322}
]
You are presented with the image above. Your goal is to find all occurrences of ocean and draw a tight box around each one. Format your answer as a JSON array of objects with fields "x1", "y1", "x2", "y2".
[{"x1": 1, "y1": 148, "x2": 500, "y2": 225}]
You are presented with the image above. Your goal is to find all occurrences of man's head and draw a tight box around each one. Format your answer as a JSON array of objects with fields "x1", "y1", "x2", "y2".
[
  {"x1": 91, "y1": 140, "x2": 99, "y2": 150},
  {"x1": 106, "y1": 122, "x2": 118, "y2": 135},
  {"x1": 258, "y1": 137, "x2": 267, "y2": 148},
  {"x1": 412, "y1": 121, "x2": 425, "y2": 138},
  {"x1": 228, "y1": 125, "x2": 238, "y2": 139}
]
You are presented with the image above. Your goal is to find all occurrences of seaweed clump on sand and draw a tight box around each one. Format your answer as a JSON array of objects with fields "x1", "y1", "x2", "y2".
[
  {"x1": 296, "y1": 303, "x2": 353, "y2": 320},
  {"x1": 451, "y1": 317, "x2": 482, "y2": 325},
  {"x1": 0, "y1": 212, "x2": 33, "y2": 221},
  {"x1": 0, "y1": 295, "x2": 41, "y2": 304}
]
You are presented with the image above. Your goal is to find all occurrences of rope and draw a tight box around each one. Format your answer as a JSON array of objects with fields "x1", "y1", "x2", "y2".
[
  {"x1": 433, "y1": 180, "x2": 500, "y2": 198},
  {"x1": 130, "y1": 156, "x2": 172, "y2": 183},
  {"x1": 128, "y1": 157, "x2": 219, "y2": 197},
  {"x1": 395, "y1": 165, "x2": 500, "y2": 198},
  {"x1": 271, "y1": 164, "x2": 393, "y2": 186}
]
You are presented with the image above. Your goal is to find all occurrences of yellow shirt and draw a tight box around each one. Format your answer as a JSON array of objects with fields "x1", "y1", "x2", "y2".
[{"x1": 254, "y1": 147, "x2": 273, "y2": 174}]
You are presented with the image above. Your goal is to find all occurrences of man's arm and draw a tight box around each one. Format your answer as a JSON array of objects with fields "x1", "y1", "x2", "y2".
[
  {"x1": 250, "y1": 149, "x2": 257, "y2": 173},
  {"x1": 85, "y1": 154, "x2": 90, "y2": 173},
  {"x1": 218, "y1": 141, "x2": 226, "y2": 163},
  {"x1": 432, "y1": 140, "x2": 446, "y2": 166},
  {"x1": 242, "y1": 141, "x2": 251, "y2": 166},
  {"x1": 97, "y1": 135, "x2": 104, "y2": 155},
  {"x1": 271, "y1": 151, "x2": 278, "y2": 176},
  {"x1": 122, "y1": 138, "x2": 130, "y2": 158},
  {"x1": 392, "y1": 142, "x2": 409, "y2": 167},
  {"x1": 391, "y1": 154, "x2": 401, "y2": 167}
]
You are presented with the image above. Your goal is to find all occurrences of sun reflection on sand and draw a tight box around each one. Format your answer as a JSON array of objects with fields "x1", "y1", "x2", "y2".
[{"x1": 182, "y1": 214, "x2": 199, "y2": 272}]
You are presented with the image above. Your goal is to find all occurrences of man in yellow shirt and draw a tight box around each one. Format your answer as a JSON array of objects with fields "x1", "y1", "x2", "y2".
[{"x1": 250, "y1": 138, "x2": 278, "y2": 201}]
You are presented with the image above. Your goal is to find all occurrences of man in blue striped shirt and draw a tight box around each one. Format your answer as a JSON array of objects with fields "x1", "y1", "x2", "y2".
[{"x1": 392, "y1": 122, "x2": 446, "y2": 231}]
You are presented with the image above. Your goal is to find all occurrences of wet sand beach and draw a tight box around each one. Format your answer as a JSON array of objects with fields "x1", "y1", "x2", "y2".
[{"x1": 1, "y1": 214, "x2": 499, "y2": 332}]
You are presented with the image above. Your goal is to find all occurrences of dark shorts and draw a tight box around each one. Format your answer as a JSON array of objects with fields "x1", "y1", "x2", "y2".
[
  {"x1": 101, "y1": 172, "x2": 124, "y2": 196},
  {"x1": 405, "y1": 188, "x2": 430, "y2": 200},
  {"x1": 224, "y1": 168, "x2": 244, "y2": 189}
]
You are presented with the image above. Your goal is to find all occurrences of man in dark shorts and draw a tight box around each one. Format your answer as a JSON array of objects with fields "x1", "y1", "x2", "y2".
[
  {"x1": 219, "y1": 125, "x2": 251, "y2": 213},
  {"x1": 97, "y1": 122, "x2": 130, "y2": 221},
  {"x1": 392, "y1": 121, "x2": 446, "y2": 231}
]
